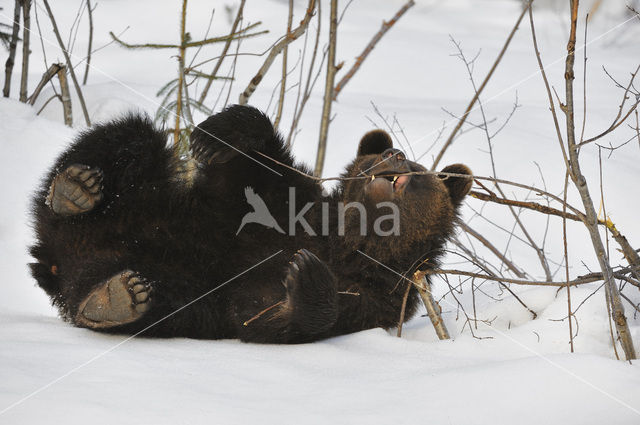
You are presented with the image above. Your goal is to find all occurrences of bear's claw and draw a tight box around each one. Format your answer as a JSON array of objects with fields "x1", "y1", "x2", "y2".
[
  {"x1": 75, "y1": 270, "x2": 152, "y2": 329},
  {"x1": 47, "y1": 164, "x2": 103, "y2": 216}
]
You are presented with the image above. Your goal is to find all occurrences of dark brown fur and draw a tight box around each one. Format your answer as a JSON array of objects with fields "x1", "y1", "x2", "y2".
[{"x1": 29, "y1": 105, "x2": 471, "y2": 343}]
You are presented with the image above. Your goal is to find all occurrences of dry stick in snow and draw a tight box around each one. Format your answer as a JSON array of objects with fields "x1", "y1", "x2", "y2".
[
  {"x1": 396, "y1": 281, "x2": 413, "y2": 337},
  {"x1": 238, "y1": 0, "x2": 316, "y2": 105},
  {"x1": 3, "y1": 0, "x2": 21, "y2": 98},
  {"x1": 431, "y1": 0, "x2": 532, "y2": 171},
  {"x1": 314, "y1": 0, "x2": 337, "y2": 177},
  {"x1": 27, "y1": 62, "x2": 62, "y2": 105},
  {"x1": 414, "y1": 271, "x2": 450, "y2": 340},
  {"x1": 19, "y1": 0, "x2": 30, "y2": 102},
  {"x1": 57, "y1": 65, "x2": 72, "y2": 126},
  {"x1": 82, "y1": 0, "x2": 94, "y2": 85},
  {"x1": 42, "y1": 0, "x2": 91, "y2": 126},
  {"x1": 198, "y1": 0, "x2": 246, "y2": 105},
  {"x1": 333, "y1": 0, "x2": 414, "y2": 101},
  {"x1": 273, "y1": 0, "x2": 294, "y2": 130}
]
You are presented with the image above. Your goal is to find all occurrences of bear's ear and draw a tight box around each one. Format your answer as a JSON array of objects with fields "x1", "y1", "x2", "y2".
[
  {"x1": 357, "y1": 129, "x2": 393, "y2": 156},
  {"x1": 439, "y1": 164, "x2": 473, "y2": 206}
]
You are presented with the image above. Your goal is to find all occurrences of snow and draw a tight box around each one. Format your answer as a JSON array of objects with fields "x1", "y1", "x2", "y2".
[{"x1": 1, "y1": 0, "x2": 640, "y2": 424}]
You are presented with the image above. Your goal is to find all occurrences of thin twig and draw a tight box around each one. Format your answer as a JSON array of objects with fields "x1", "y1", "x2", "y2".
[
  {"x1": 286, "y1": 0, "x2": 323, "y2": 147},
  {"x1": 562, "y1": 170, "x2": 574, "y2": 352},
  {"x1": 431, "y1": 0, "x2": 532, "y2": 170},
  {"x1": 109, "y1": 22, "x2": 266, "y2": 50},
  {"x1": 238, "y1": 0, "x2": 316, "y2": 105},
  {"x1": 451, "y1": 37, "x2": 551, "y2": 281},
  {"x1": 243, "y1": 300, "x2": 285, "y2": 326},
  {"x1": 197, "y1": 0, "x2": 246, "y2": 104},
  {"x1": 579, "y1": 64, "x2": 640, "y2": 146},
  {"x1": 273, "y1": 0, "x2": 294, "y2": 130},
  {"x1": 459, "y1": 221, "x2": 526, "y2": 278},
  {"x1": 332, "y1": 0, "x2": 415, "y2": 100},
  {"x1": 82, "y1": 0, "x2": 94, "y2": 85},
  {"x1": 428, "y1": 268, "x2": 634, "y2": 288}
]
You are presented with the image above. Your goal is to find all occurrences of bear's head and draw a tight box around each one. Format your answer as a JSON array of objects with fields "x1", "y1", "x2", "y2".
[{"x1": 336, "y1": 129, "x2": 472, "y2": 265}]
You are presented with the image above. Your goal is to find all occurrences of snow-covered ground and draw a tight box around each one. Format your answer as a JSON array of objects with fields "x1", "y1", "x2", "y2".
[{"x1": 1, "y1": 0, "x2": 640, "y2": 423}]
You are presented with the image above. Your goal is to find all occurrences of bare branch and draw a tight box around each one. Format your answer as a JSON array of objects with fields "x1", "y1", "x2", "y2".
[
  {"x1": 431, "y1": 0, "x2": 532, "y2": 170},
  {"x1": 42, "y1": 0, "x2": 91, "y2": 126},
  {"x1": 197, "y1": 0, "x2": 246, "y2": 104},
  {"x1": 459, "y1": 221, "x2": 526, "y2": 278},
  {"x1": 82, "y1": 0, "x2": 94, "y2": 85},
  {"x1": 314, "y1": 0, "x2": 337, "y2": 177},
  {"x1": 561, "y1": 0, "x2": 635, "y2": 360},
  {"x1": 273, "y1": 0, "x2": 294, "y2": 130},
  {"x1": 109, "y1": 22, "x2": 266, "y2": 50},
  {"x1": 332, "y1": 0, "x2": 415, "y2": 100},
  {"x1": 19, "y1": 0, "x2": 30, "y2": 102},
  {"x1": 238, "y1": 0, "x2": 316, "y2": 105},
  {"x1": 578, "y1": 64, "x2": 640, "y2": 146}
]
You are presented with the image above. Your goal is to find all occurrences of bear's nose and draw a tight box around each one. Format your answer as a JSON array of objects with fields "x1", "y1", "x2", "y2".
[{"x1": 382, "y1": 148, "x2": 406, "y2": 162}]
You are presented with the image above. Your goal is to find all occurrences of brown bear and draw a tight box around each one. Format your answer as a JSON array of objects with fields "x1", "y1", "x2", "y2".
[{"x1": 29, "y1": 105, "x2": 471, "y2": 343}]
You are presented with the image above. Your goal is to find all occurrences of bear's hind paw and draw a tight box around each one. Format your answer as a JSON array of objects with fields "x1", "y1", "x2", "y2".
[
  {"x1": 75, "y1": 270, "x2": 152, "y2": 330},
  {"x1": 47, "y1": 164, "x2": 103, "y2": 216}
]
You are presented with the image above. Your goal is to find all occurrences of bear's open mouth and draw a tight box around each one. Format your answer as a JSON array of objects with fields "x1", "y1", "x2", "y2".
[{"x1": 369, "y1": 171, "x2": 410, "y2": 193}]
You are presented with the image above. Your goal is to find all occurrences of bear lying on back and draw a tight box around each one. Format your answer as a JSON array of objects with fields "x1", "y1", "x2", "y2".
[{"x1": 29, "y1": 105, "x2": 471, "y2": 343}]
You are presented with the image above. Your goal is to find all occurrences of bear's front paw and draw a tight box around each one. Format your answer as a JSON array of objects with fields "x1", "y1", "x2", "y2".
[
  {"x1": 283, "y1": 249, "x2": 337, "y2": 334},
  {"x1": 46, "y1": 164, "x2": 103, "y2": 216}
]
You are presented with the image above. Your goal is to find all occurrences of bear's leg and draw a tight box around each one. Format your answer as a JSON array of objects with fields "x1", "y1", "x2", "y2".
[
  {"x1": 75, "y1": 270, "x2": 152, "y2": 329},
  {"x1": 190, "y1": 105, "x2": 284, "y2": 165},
  {"x1": 237, "y1": 249, "x2": 338, "y2": 343},
  {"x1": 47, "y1": 164, "x2": 103, "y2": 216}
]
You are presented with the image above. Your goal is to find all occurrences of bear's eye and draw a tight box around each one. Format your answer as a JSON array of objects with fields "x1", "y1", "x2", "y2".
[{"x1": 382, "y1": 148, "x2": 406, "y2": 161}]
